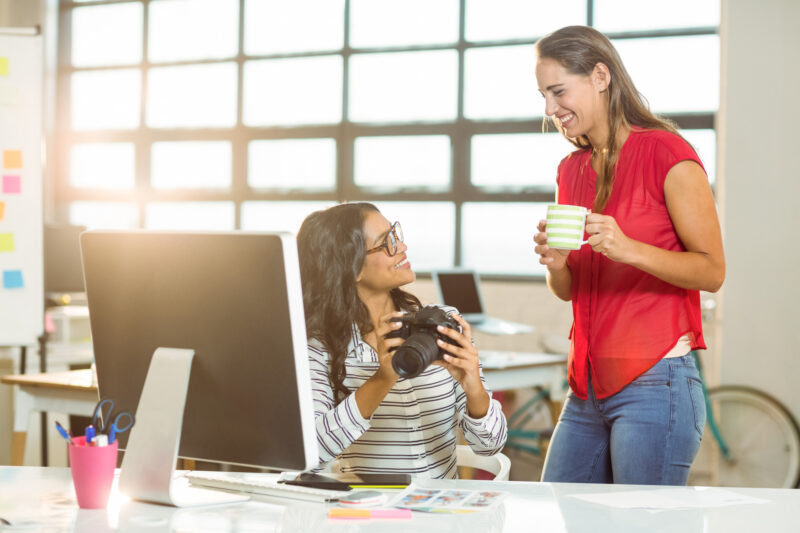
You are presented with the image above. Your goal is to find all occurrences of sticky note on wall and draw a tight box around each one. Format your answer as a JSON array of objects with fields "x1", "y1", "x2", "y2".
[
  {"x1": 0, "y1": 201, "x2": 4, "y2": 220},
  {"x1": 0, "y1": 233, "x2": 14, "y2": 252},
  {"x1": 2, "y1": 175, "x2": 21, "y2": 194},
  {"x1": 3, "y1": 150, "x2": 22, "y2": 169},
  {"x1": 0, "y1": 57, "x2": 8, "y2": 76},
  {"x1": 3, "y1": 270, "x2": 24, "y2": 289}
]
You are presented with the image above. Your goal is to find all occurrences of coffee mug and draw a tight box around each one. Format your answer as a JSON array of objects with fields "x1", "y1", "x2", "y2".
[{"x1": 545, "y1": 204, "x2": 588, "y2": 250}]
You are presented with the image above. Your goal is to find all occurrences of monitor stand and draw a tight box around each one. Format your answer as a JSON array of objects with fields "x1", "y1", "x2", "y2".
[{"x1": 118, "y1": 347, "x2": 249, "y2": 507}]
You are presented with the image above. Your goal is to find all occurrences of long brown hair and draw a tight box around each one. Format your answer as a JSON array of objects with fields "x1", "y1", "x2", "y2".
[
  {"x1": 297, "y1": 203, "x2": 420, "y2": 404},
  {"x1": 536, "y1": 26, "x2": 681, "y2": 212}
]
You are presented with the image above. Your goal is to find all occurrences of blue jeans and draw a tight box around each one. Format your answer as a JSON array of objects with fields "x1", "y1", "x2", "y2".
[{"x1": 541, "y1": 354, "x2": 706, "y2": 485}]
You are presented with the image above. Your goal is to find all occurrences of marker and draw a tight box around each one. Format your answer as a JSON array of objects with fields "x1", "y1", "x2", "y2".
[
  {"x1": 93, "y1": 434, "x2": 108, "y2": 447},
  {"x1": 54, "y1": 421, "x2": 74, "y2": 445},
  {"x1": 84, "y1": 425, "x2": 95, "y2": 445}
]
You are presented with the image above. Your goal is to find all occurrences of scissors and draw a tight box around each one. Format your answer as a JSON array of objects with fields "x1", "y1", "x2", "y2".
[{"x1": 91, "y1": 398, "x2": 135, "y2": 444}]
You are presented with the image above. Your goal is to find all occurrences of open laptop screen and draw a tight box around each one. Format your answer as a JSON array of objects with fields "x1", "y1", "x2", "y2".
[{"x1": 434, "y1": 271, "x2": 483, "y2": 315}]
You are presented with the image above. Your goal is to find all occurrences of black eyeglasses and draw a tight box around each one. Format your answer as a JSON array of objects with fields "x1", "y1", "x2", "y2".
[{"x1": 366, "y1": 221, "x2": 404, "y2": 257}]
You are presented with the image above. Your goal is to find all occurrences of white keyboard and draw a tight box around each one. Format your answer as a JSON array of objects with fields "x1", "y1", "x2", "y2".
[{"x1": 184, "y1": 471, "x2": 351, "y2": 503}]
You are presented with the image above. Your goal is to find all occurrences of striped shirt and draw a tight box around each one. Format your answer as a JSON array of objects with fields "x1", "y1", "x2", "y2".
[{"x1": 308, "y1": 321, "x2": 507, "y2": 479}]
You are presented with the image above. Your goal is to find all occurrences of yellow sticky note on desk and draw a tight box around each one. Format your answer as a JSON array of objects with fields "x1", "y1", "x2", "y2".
[
  {"x1": 0, "y1": 233, "x2": 14, "y2": 252},
  {"x1": 3, "y1": 150, "x2": 22, "y2": 169},
  {"x1": 0, "y1": 57, "x2": 8, "y2": 76}
]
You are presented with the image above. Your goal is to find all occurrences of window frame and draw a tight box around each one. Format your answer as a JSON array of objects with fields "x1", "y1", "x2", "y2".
[{"x1": 54, "y1": 0, "x2": 718, "y2": 280}]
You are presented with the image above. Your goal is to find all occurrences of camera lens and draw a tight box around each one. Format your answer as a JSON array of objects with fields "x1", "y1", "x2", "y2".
[{"x1": 391, "y1": 333, "x2": 439, "y2": 378}]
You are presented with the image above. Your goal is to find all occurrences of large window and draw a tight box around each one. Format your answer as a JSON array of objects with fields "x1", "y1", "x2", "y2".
[{"x1": 57, "y1": 0, "x2": 719, "y2": 276}]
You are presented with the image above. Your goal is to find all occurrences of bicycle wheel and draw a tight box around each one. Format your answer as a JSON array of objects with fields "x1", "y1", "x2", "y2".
[{"x1": 689, "y1": 386, "x2": 800, "y2": 488}]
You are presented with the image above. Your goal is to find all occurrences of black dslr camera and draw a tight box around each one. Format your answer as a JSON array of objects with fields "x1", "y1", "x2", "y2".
[{"x1": 387, "y1": 305, "x2": 461, "y2": 379}]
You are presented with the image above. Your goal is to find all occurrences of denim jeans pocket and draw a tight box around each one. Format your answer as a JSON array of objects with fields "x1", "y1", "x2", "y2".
[{"x1": 687, "y1": 377, "x2": 707, "y2": 436}]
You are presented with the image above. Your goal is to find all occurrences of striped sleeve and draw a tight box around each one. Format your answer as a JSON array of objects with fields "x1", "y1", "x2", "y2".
[
  {"x1": 307, "y1": 343, "x2": 372, "y2": 467},
  {"x1": 456, "y1": 365, "x2": 508, "y2": 456}
]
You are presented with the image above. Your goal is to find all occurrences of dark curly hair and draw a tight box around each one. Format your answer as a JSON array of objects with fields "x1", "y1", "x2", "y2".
[{"x1": 297, "y1": 203, "x2": 420, "y2": 404}]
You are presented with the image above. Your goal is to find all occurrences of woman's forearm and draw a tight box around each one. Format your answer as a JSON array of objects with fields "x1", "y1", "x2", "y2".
[
  {"x1": 546, "y1": 264, "x2": 573, "y2": 301},
  {"x1": 354, "y1": 371, "x2": 397, "y2": 419},
  {"x1": 626, "y1": 241, "x2": 724, "y2": 292}
]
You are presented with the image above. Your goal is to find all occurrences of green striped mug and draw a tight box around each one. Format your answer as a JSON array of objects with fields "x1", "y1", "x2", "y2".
[{"x1": 546, "y1": 204, "x2": 588, "y2": 250}]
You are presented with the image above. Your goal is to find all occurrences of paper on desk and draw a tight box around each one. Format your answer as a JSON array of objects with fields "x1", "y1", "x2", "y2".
[{"x1": 569, "y1": 487, "x2": 770, "y2": 513}]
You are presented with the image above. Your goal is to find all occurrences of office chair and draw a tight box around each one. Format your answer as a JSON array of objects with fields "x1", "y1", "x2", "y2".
[{"x1": 456, "y1": 445, "x2": 511, "y2": 481}]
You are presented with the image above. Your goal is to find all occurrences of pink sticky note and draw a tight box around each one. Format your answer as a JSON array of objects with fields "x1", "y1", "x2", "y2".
[{"x1": 2, "y1": 175, "x2": 21, "y2": 194}]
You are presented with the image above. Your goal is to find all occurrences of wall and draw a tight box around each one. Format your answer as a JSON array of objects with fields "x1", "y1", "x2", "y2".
[{"x1": 718, "y1": 0, "x2": 800, "y2": 419}]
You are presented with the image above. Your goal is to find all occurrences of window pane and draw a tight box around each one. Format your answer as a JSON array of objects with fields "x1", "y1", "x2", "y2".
[
  {"x1": 243, "y1": 57, "x2": 342, "y2": 126},
  {"x1": 149, "y1": 0, "x2": 239, "y2": 63},
  {"x1": 151, "y1": 141, "x2": 232, "y2": 189},
  {"x1": 371, "y1": 202, "x2": 455, "y2": 271},
  {"x1": 70, "y1": 143, "x2": 135, "y2": 189},
  {"x1": 69, "y1": 201, "x2": 139, "y2": 229},
  {"x1": 613, "y1": 36, "x2": 719, "y2": 113},
  {"x1": 350, "y1": 0, "x2": 458, "y2": 48},
  {"x1": 464, "y1": 45, "x2": 539, "y2": 120},
  {"x1": 244, "y1": 0, "x2": 344, "y2": 55},
  {"x1": 147, "y1": 63, "x2": 238, "y2": 128},
  {"x1": 349, "y1": 51, "x2": 457, "y2": 123},
  {"x1": 248, "y1": 139, "x2": 336, "y2": 190},
  {"x1": 594, "y1": 0, "x2": 719, "y2": 32},
  {"x1": 145, "y1": 202, "x2": 235, "y2": 230},
  {"x1": 680, "y1": 129, "x2": 716, "y2": 186},
  {"x1": 462, "y1": 202, "x2": 547, "y2": 275},
  {"x1": 71, "y1": 3, "x2": 143, "y2": 67},
  {"x1": 71, "y1": 69, "x2": 141, "y2": 131},
  {"x1": 466, "y1": 0, "x2": 585, "y2": 42},
  {"x1": 240, "y1": 201, "x2": 335, "y2": 233},
  {"x1": 355, "y1": 136, "x2": 450, "y2": 190},
  {"x1": 471, "y1": 133, "x2": 573, "y2": 189}
]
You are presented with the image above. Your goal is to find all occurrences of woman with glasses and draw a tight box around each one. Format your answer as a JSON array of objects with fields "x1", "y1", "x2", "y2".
[{"x1": 296, "y1": 203, "x2": 507, "y2": 478}]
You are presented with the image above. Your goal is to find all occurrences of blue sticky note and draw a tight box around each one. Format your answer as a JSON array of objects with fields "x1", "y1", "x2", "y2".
[{"x1": 3, "y1": 270, "x2": 23, "y2": 289}]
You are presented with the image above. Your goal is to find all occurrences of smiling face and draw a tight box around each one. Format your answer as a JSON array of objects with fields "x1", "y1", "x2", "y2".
[
  {"x1": 356, "y1": 210, "x2": 414, "y2": 295},
  {"x1": 535, "y1": 56, "x2": 611, "y2": 146}
]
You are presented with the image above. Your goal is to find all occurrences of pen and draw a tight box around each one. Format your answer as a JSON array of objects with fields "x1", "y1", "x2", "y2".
[
  {"x1": 84, "y1": 425, "x2": 95, "y2": 446},
  {"x1": 54, "y1": 421, "x2": 74, "y2": 445}
]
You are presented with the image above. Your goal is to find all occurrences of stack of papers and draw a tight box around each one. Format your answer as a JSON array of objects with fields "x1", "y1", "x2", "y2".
[{"x1": 392, "y1": 486, "x2": 506, "y2": 514}]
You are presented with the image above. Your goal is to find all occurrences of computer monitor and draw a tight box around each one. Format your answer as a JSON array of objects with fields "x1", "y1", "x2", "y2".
[
  {"x1": 44, "y1": 223, "x2": 87, "y2": 303},
  {"x1": 80, "y1": 230, "x2": 317, "y2": 507}
]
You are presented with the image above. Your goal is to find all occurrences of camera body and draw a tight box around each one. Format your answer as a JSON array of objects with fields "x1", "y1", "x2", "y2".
[{"x1": 387, "y1": 305, "x2": 461, "y2": 378}]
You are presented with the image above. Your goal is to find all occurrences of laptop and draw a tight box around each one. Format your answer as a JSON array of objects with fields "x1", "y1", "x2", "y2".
[{"x1": 431, "y1": 270, "x2": 534, "y2": 335}]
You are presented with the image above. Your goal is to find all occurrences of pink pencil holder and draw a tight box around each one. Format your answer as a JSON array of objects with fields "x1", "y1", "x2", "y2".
[{"x1": 68, "y1": 436, "x2": 119, "y2": 509}]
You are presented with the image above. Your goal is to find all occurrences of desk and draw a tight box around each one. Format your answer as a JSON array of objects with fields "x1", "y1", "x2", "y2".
[
  {"x1": 1, "y1": 369, "x2": 97, "y2": 465},
  {"x1": 1, "y1": 355, "x2": 566, "y2": 467},
  {"x1": 1, "y1": 467, "x2": 799, "y2": 532},
  {"x1": 480, "y1": 351, "x2": 566, "y2": 393}
]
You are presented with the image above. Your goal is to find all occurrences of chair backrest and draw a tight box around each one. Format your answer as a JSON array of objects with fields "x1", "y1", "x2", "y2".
[{"x1": 456, "y1": 445, "x2": 511, "y2": 481}]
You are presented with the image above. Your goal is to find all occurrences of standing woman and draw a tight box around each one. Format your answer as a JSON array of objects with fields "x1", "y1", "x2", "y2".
[
  {"x1": 296, "y1": 203, "x2": 506, "y2": 478},
  {"x1": 533, "y1": 26, "x2": 725, "y2": 485}
]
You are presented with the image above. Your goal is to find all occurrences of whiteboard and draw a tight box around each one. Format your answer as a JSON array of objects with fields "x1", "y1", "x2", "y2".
[{"x1": 0, "y1": 30, "x2": 43, "y2": 346}]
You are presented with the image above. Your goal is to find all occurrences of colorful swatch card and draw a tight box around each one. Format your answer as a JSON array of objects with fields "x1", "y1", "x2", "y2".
[
  {"x1": 3, "y1": 150, "x2": 23, "y2": 169},
  {"x1": 3, "y1": 270, "x2": 24, "y2": 289},
  {"x1": 2, "y1": 175, "x2": 21, "y2": 194},
  {"x1": 0, "y1": 57, "x2": 8, "y2": 76},
  {"x1": 392, "y1": 486, "x2": 506, "y2": 513},
  {"x1": 0, "y1": 233, "x2": 14, "y2": 252}
]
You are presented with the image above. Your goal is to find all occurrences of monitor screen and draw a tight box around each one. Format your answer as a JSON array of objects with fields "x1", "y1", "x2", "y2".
[
  {"x1": 80, "y1": 231, "x2": 317, "y2": 473},
  {"x1": 434, "y1": 271, "x2": 483, "y2": 315},
  {"x1": 44, "y1": 223, "x2": 87, "y2": 295}
]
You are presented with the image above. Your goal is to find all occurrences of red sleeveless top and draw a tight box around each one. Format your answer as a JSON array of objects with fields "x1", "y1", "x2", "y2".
[{"x1": 556, "y1": 128, "x2": 706, "y2": 400}]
